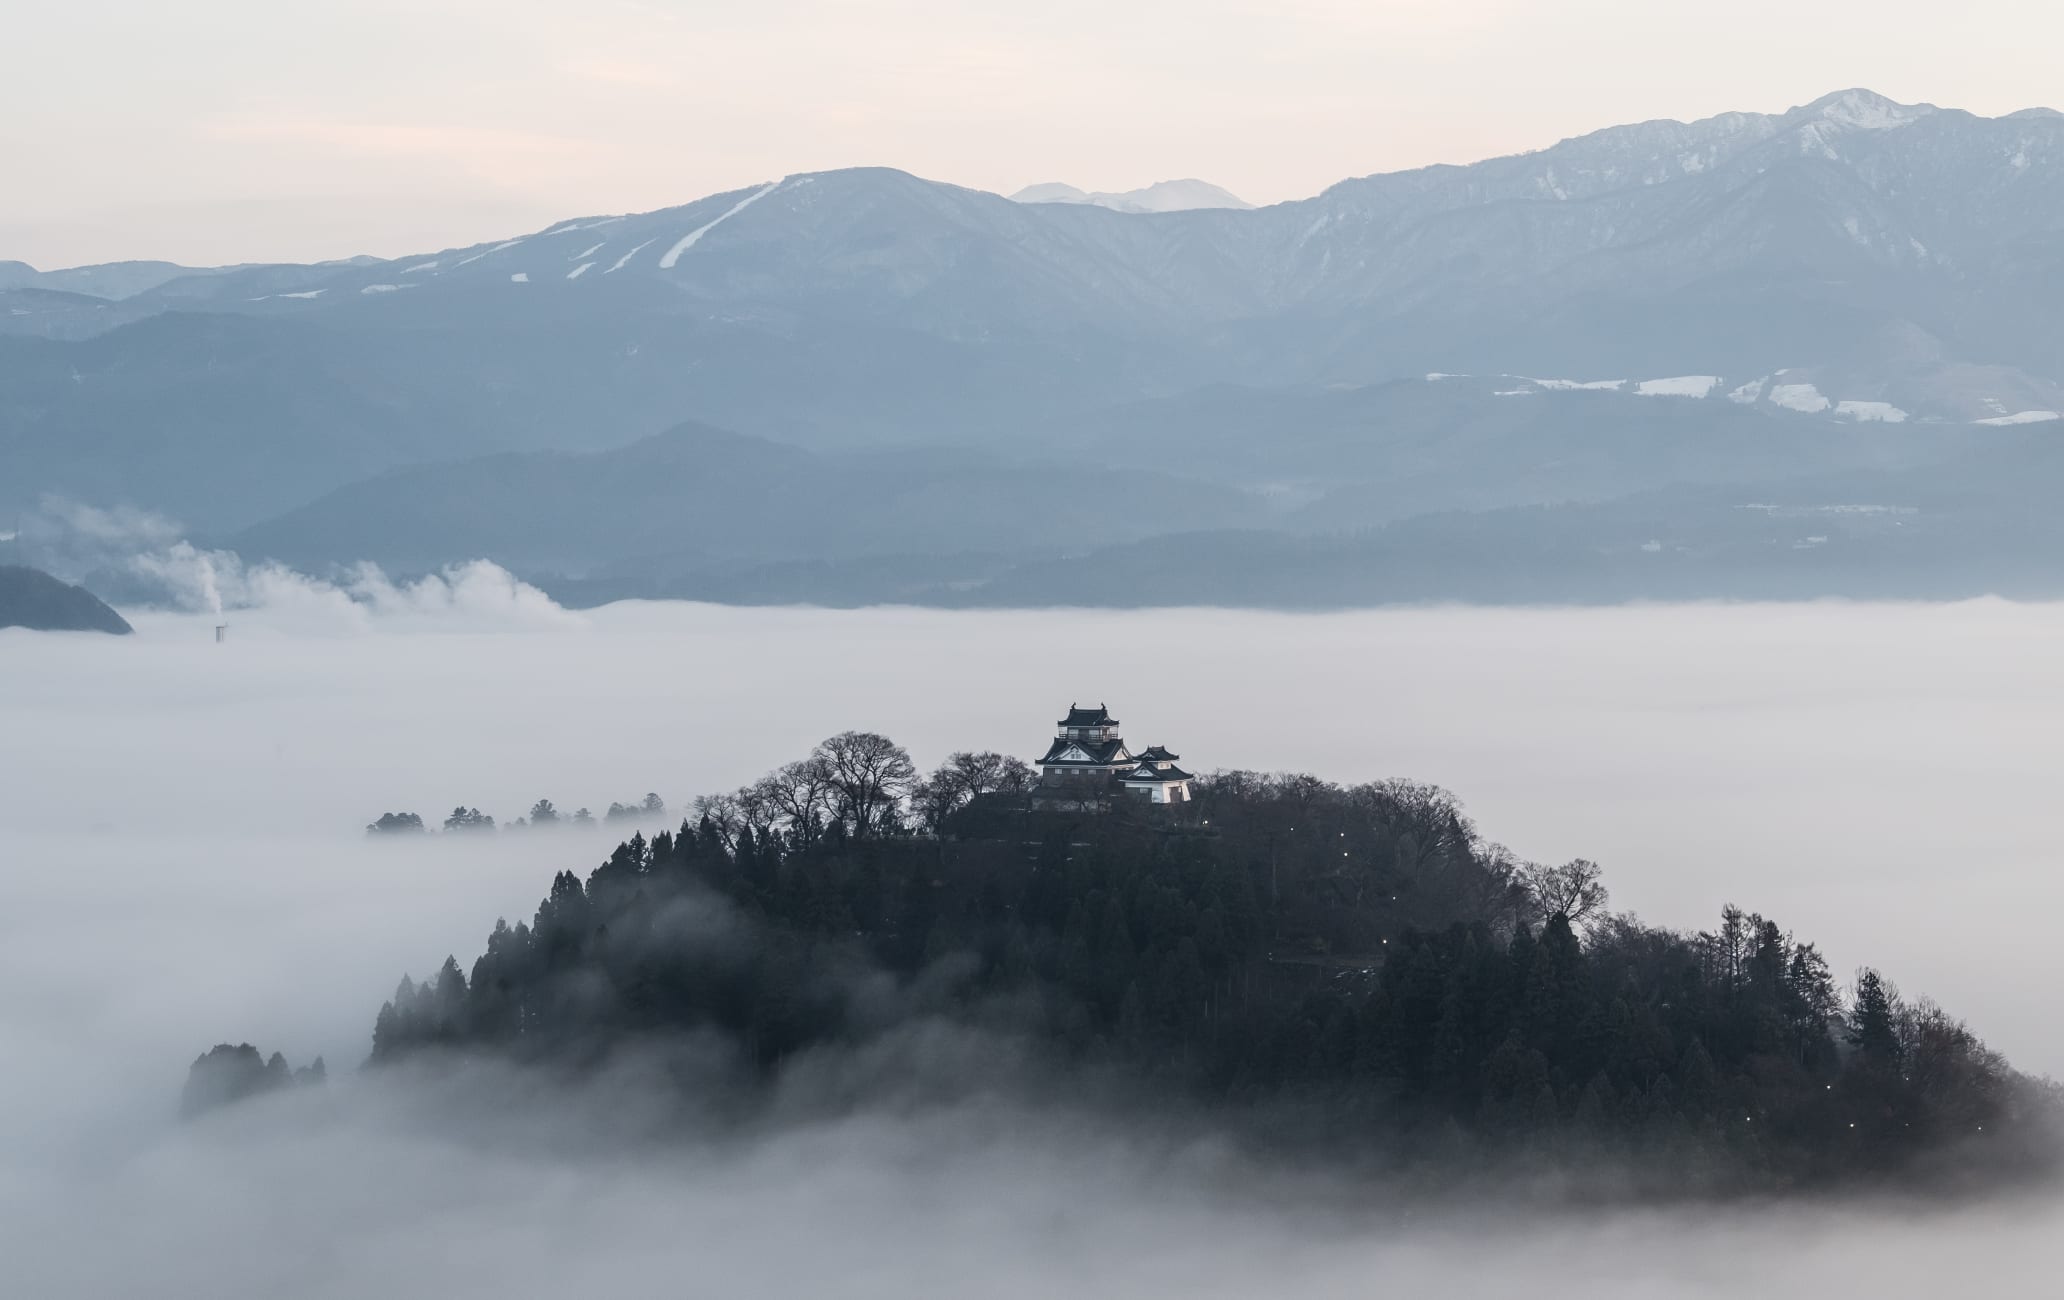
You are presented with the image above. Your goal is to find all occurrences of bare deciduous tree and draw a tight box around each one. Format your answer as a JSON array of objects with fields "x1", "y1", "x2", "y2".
[
  {"x1": 733, "y1": 780, "x2": 779, "y2": 840},
  {"x1": 1274, "y1": 772, "x2": 1336, "y2": 815},
  {"x1": 1519, "y1": 857, "x2": 1609, "y2": 926},
  {"x1": 756, "y1": 757, "x2": 836, "y2": 849},
  {"x1": 691, "y1": 792, "x2": 743, "y2": 852},
  {"x1": 1349, "y1": 779, "x2": 1478, "y2": 879},
  {"x1": 814, "y1": 731, "x2": 918, "y2": 837},
  {"x1": 914, "y1": 750, "x2": 1035, "y2": 834},
  {"x1": 1195, "y1": 769, "x2": 1269, "y2": 801},
  {"x1": 1467, "y1": 842, "x2": 1535, "y2": 936}
]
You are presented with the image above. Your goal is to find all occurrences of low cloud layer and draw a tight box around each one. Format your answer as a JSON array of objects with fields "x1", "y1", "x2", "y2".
[
  {"x1": 131, "y1": 542, "x2": 581, "y2": 632},
  {"x1": 21, "y1": 496, "x2": 579, "y2": 633},
  {"x1": 12, "y1": 1056, "x2": 2064, "y2": 1299},
  {"x1": 5, "y1": 599, "x2": 2063, "y2": 1296}
]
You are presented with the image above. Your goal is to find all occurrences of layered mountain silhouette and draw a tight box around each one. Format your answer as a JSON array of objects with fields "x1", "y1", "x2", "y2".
[
  {"x1": 229, "y1": 422, "x2": 1262, "y2": 577},
  {"x1": 6, "y1": 89, "x2": 2063, "y2": 604}
]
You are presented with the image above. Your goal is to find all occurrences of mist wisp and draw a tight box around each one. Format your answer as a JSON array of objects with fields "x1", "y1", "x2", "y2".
[{"x1": 16, "y1": 495, "x2": 578, "y2": 632}]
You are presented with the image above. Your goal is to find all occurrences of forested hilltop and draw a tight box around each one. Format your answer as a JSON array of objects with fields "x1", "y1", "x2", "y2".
[{"x1": 360, "y1": 734, "x2": 2053, "y2": 1195}]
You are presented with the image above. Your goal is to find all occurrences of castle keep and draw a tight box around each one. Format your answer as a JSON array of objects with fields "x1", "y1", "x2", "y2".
[{"x1": 1034, "y1": 704, "x2": 1194, "y2": 807}]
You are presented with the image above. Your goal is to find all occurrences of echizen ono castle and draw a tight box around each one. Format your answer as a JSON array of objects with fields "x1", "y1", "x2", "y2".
[{"x1": 1032, "y1": 704, "x2": 1194, "y2": 810}]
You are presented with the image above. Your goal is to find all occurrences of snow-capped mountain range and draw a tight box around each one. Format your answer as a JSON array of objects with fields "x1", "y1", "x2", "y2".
[{"x1": 6, "y1": 88, "x2": 2064, "y2": 538}]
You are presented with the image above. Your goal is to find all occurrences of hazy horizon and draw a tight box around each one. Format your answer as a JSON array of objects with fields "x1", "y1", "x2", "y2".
[{"x1": 8, "y1": 0, "x2": 2064, "y2": 267}]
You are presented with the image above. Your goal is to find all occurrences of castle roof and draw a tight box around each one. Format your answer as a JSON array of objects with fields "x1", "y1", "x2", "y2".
[
  {"x1": 1040, "y1": 737, "x2": 1131, "y2": 765},
  {"x1": 1123, "y1": 763, "x2": 1194, "y2": 783},
  {"x1": 1134, "y1": 745, "x2": 1179, "y2": 762},
  {"x1": 1058, "y1": 703, "x2": 1118, "y2": 728}
]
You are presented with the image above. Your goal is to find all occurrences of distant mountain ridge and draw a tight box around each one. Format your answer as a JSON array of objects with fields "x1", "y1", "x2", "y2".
[
  {"x1": 1009, "y1": 179, "x2": 1253, "y2": 212},
  {"x1": 0, "y1": 259, "x2": 240, "y2": 300},
  {"x1": 7, "y1": 88, "x2": 2064, "y2": 610}
]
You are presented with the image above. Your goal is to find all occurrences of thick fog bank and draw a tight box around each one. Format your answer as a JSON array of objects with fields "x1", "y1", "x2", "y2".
[
  {"x1": 10, "y1": 1059, "x2": 2062, "y2": 1300},
  {"x1": 4, "y1": 597, "x2": 2063, "y2": 1296},
  {"x1": 7, "y1": 598, "x2": 2061, "y2": 1059}
]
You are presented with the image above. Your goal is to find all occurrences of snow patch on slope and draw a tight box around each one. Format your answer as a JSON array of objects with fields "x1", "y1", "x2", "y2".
[
  {"x1": 659, "y1": 181, "x2": 783, "y2": 269},
  {"x1": 1975, "y1": 410, "x2": 2062, "y2": 426},
  {"x1": 547, "y1": 216, "x2": 627, "y2": 235},
  {"x1": 1808, "y1": 89, "x2": 1935, "y2": 131},
  {"x1": 1770, "y1": 382, "x2": 1831, "y2": 413},
  {"x1": 605, "y1": 239, "x2": 655, "y2": 274},
  {"x1": 455, "y1": 238, "x2": 525, "y2": 268},
  {"x1": 566, "y1": 263, "x2": 594, "y2": 280},
  {"x1": 1636, "y1": 375, "x2": 1720, "y2": 398},
  {"x1": 1835, "y1": 400, "x2": 1908, "y2": 423}
]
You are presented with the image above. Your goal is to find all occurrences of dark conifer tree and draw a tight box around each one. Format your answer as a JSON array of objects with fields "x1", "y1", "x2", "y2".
[{"x1": 1849, "y1": 969, "x2": 1903, "y2": 1064}]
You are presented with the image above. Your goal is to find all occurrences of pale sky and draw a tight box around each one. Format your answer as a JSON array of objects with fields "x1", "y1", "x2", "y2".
[{"x1": 5, "y1": 0, "x2": 2060, "y2": 268}]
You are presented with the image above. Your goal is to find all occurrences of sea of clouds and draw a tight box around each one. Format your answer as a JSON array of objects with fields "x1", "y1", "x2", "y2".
[{"x1": 6, "y1": 589, "x2": 2064, "y2": 1295}]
